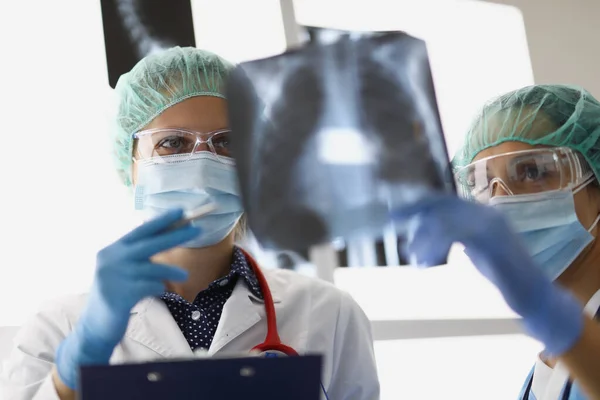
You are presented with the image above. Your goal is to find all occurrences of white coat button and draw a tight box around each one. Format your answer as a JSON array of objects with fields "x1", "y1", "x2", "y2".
[
  {"x1": 219, "y1": 279, "x2": 229, "y2": 286},
  {"x1": 191, "y1": 310, "x2": 201, "y2": 320}
]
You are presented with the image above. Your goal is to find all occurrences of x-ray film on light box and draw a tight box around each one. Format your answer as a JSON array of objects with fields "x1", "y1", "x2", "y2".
[
  {"x1": 227, "y1": 28, "x2": 455, "y2": 252},
  {"x1": 100, "y1": 0, "x2": 195, "y2": 88}
]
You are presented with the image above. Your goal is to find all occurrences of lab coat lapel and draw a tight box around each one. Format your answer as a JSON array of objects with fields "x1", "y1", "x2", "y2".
[
  {"x1": 126, "y1": 297, "x2": 193, "y2": 358},
  {"x1": 208, "y1": 271, "x2": 282, "y2": 355}
]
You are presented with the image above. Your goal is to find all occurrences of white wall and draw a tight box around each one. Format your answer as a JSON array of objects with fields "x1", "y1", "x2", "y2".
[{"x1": 483, "y1": 0, "x2": 600, "y2": 97}]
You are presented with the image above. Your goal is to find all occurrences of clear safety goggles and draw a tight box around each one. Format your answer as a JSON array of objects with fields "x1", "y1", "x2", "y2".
[
  {"x1": 454, "y1": 147, "x2": 594, "y2": 203},
  {"x1": 133, "y1": 128, "x2": 232, "y2": 163}
]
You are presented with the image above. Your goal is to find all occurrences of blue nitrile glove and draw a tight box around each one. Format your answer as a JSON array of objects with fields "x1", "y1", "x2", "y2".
[
  {"x1": 393, "y1": 194, "x2": 584, "y2": 357},
  {"x1": 55, "y1": 209, "x2": 200, "y2": 389}
]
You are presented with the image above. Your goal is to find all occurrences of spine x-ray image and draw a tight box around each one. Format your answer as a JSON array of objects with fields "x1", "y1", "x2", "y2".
[
  {"x1": 100, "y1": 0, "x2": 196, "y2": 88},
  {"x1": 227, "y1": 28, "x2": 455, "y2": 252}
]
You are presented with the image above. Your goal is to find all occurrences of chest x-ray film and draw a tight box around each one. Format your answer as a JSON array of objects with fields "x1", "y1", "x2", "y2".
[
  {"x1": 100, "y1": 0, "x2": 195, "y2": 88},
  {"x1": 227, "y1": 29, "x2": 455, "y2": 252}
]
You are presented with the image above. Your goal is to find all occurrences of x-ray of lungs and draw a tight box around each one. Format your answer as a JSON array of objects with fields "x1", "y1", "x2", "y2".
[{"x1": 227, "y1": 29, "x2": 455, "y2": 252}]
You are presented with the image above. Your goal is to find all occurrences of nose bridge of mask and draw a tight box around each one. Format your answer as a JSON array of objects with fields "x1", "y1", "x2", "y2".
[
  {"x1": 489, "y1": 190, "x2": 579, "y2": 233},
  {"x1": 136, "y1": 157, "x2": 240, "y2": 197}
]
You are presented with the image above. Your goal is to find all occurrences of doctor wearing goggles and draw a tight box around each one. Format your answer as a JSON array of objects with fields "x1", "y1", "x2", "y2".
[
  {"x1": 395, "y1": 84, "x2": 600, "y2": 399},
  {"x1": 0, "y1": 47, "x2": 379, "y2": 400}
]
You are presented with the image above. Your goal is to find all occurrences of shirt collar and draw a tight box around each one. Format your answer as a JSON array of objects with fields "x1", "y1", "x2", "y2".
[
  {"x1": 221, "y1": 246, "x2": 263, "y2": 299},
  {"x1": 160, "y1": 247, "x2": 264, "y2": 304}
]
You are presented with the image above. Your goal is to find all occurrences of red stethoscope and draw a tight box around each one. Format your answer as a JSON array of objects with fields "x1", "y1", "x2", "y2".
[
  {"x1": 240, "y1": 250, "x2": 330, "y2": 399},
  {"x1": 239, "y1": 248, "x2": 299, "y2": 357}
]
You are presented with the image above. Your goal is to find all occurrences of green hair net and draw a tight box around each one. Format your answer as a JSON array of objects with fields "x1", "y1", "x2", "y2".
[
  {"x1": 112, "y1": 46, "x2": 234, "y2": 186},
  {"x1": 452, "y1": 84, "x2": 600, "y2": 178}
]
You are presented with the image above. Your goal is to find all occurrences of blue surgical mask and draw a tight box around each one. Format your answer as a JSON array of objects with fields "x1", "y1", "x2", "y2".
[
  {"x1": 134, "y1": 154, "x2": 243, "y2": 248},
  {"x1": 489, "y1": 180, "x2": 599, "y2": 281}
]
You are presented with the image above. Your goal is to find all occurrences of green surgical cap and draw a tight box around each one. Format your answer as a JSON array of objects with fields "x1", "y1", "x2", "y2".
[
  {"x1": 452, "y1": 84, "x2": 600, "y2": 178},
  {"x1": 112, "y1": 46, "x2": 234, "y2": 186}
]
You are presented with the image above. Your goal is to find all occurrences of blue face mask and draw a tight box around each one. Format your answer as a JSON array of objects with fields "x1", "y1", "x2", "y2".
[
  {"x1": 134, "y1": 154, "x2": 243, "y2": 248},
  {"x1": 489, "y1": 180, "x2": 599, "y2": 281}
]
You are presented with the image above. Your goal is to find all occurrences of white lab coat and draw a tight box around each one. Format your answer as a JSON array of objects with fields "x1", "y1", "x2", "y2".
[{"x1": 0, "y1": 268, "x2": 379, "y2": 400}]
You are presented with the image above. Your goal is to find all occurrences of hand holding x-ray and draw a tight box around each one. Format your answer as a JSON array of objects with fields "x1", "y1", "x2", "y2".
[{"x1": 227, "y1": 28, "x2": 455, "y2": 252}]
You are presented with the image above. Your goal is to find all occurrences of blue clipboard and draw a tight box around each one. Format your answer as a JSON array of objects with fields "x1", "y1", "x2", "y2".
[{"x1": 80, "y1": 355, "x2": 323, "y2": 400}]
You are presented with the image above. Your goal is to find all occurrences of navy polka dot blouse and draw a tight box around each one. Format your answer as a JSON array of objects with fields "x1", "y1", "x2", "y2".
[{"x1": 160, "y1": 247, "x2": 264, "y2": 351}]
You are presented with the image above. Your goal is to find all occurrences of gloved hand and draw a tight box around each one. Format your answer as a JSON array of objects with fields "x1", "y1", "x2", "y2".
[
  {"x1": 393, "y1": 194, "x2": 584, "y2": 357},
  {"x1": 55, "y1": 208, "x2": 200, "y2": 389}
]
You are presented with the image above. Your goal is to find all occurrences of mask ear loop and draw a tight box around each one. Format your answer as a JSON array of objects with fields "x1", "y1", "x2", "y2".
[
  {"x1": 585, "y1": 177, "x2": 600, "y2": 233},
  {"x1": 572, "y1": 175, "x2": 600, "y2": 233},
  {"x1": 588, "y1": 213, "x2": 600, "y2": 233}
]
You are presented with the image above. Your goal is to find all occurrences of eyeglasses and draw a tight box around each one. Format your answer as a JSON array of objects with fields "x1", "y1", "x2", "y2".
[
  {"x1": 133, "y1": 128, "x2": 232, "y2": 163},
  {"x1": 454, "y1": 147, "x2": 594, "y2": 203}
]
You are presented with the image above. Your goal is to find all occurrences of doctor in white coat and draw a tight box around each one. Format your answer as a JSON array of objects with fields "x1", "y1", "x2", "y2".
[{"x1": 0, "y1": 47, "x2": 380, "y2": 400}]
